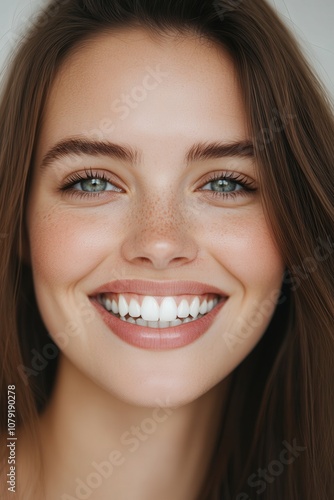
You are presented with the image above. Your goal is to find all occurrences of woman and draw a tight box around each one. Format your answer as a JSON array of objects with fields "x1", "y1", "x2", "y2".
[{"x1": 0, "y1": 0, "x2": 333, "y2": 498}]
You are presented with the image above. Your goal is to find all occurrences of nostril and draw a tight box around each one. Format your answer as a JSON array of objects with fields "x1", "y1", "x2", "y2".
[
  {"x1": 121, "y1": 233, "x2": 198, "y2": 270},
  {"x1": 135, "y1": 255, "x2": 190, "y2": 269}
]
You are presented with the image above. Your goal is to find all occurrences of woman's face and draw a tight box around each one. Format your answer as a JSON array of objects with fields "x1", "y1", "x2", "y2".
[{"x1": 26, "y1": 29, "x2": 284, "y2": 407}]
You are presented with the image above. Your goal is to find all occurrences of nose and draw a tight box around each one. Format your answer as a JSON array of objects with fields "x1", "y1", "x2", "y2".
[{"x1": 120, "y1": 195, "x2": 198, "y2": 270}]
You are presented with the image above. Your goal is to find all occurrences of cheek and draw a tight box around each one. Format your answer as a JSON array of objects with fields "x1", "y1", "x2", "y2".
[
  {"x1": 201, "y1": 208, "x2": 284, "y2": 291},
  {"x1": 27, "y1": 203, "x2": 125, "y2": 286}
]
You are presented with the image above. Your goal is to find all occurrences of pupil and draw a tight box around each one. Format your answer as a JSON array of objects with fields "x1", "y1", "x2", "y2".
[
  {"x1": 215, "y1": 179, "x2": 236, "y2": 192},
  {"x1": 82, "y1": 179, "x2": 106, "y2": 192}
]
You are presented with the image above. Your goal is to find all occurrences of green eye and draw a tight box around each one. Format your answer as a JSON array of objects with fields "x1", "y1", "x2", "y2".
[
  {"x1": 60, "y1": 169, "x2": 123, "y2": 198},
  {"x1": 199, "y1": 172, "x2": 257, "y2": 199},
  {"x1": 202, "y1": 178, "x2": 243, "y2": 193},
  {"x1": 77, "y1": 178, "x2": 111, "y2": 192}
]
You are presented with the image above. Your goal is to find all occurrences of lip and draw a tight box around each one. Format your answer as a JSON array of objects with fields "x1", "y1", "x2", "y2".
[
  {"x1": 90, "y1": 280, "x2": 229, "y2": 350},
  {"x1": 90, "y1": 279, "x2": 229, "y2": 297}
]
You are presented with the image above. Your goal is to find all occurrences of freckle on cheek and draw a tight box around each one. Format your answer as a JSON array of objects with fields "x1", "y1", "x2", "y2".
[{"x1": 29, "y1": 211, "x2": 80, "y2": 283}]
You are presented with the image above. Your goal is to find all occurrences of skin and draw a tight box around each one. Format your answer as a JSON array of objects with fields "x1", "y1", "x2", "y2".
[{"x1": 24, "y1": 29, "x2": 285, "y2": 499}]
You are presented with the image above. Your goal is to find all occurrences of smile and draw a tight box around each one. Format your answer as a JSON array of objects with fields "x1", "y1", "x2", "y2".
[
  {"x1": 90, "y1": 280, "x2": 229, "y2": 350},
  {"x1": 96, "y1": 292, "x2": 221, "y2": 328}
]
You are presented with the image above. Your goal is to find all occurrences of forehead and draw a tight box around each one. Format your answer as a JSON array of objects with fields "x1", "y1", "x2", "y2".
[{"x1": 38, "y1": 28, "x2": 248, "y2": 157}]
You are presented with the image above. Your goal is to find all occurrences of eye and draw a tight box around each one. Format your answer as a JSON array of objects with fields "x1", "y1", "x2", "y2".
[
  {"x1": 59, "y1": 169, "x2": 123, "y2": 198},
  {"x1": 202, "y1": 177, "x2": 243, "y2": 193},
  {"x1": 74, "y1": 177, "x2": 117, "y2": 193},
  {"x1": 199, "y1": 172, "x2": 257, "y2": 199}
]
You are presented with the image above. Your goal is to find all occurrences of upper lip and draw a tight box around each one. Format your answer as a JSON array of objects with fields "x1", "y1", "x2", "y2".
[{"x1": 90, "y1": 280, "x2": 229, "y2": 298}]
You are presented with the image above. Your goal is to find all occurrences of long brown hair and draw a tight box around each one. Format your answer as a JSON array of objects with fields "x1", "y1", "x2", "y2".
[{"x1": 0, "y1": 0, "x2": 333, "y2": 498}]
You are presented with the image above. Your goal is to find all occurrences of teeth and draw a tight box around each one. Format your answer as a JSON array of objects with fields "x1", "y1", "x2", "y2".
[
  {"x1": 141, "y1": 296, "x2": 160, "y2": 321},
  {"x1": 118, "y1": 315, "x2": 204, "y2": 328},
  {"x1": 100, "y1": 293, "x2": 222, "y2": 323},
  {"x1": 136, "y1": 318, "x2": 148, "y2": 327},
  {"x1": 189, "y1": 297, "x2": 200, "y2": 318},
  {"x1": 177, "y1": 299, "x2": 190, "y2": 318},
  {"x1": 159, "y1": 297, "x2": 178, "y2": 322},
  {"x1": 207, "y1": 299, "x2": 214, "y2": 312},
  {"x1": 158, "y1": 321, "x2": 170, "y2": 328},
  {"x1": 104, "y1": 298, "x2": 113, "y2": 311},
  {"x1": 170, "y1": 318, "x2": 182, "y2": 327},
  {"x1": 118, "y1": 295, "x2": 129, "y2": 317},
  {"x1": 111, "y1": 299, "x2": 119, "y2": 314},
  {"x1": 128, "y1": 298, "x2": 141, "y2": 318},
  {"x1": 199, "y1": 299, "x2": 208, "y2": 315}
]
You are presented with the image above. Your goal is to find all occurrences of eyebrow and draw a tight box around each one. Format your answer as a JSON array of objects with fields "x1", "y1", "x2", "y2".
[{"x1": 40, "y1": 137, "x2": 254, "y2": 169}]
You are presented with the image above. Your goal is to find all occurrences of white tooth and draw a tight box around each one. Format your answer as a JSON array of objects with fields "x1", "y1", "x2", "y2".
[
  {"x1": 128, "y1": 298, "x2": 141, "y2": 318},
  {"x1": 118, "y1": 295, "x2": 129, "y2": 317},
  {"x1": 207, "y1": 299, "x2": 214, "y2": 312},
  {"x1": 147, "y1": 321, "x2": 159, "y2": 328},
  {"x1": 182, "y1": 317, "x2": 192, "y2": 323},
  {"x1": 140, "y1": 296, "x2": 160, "y2": 321},
  {"x1": 120, "y1": 316, "x2": 126, "y2": 321},
  {"x1": 111, "y1": 299, "x2": 119, "y2": 314},
  {"x1": 159, "y1": 297, "x2": 178, "y2": 322},
  {"x1": 199, "y1": 299, "x2": 208, "y2": 315},
  {"x1": 170, "y1": 319, "x2": 182, "y2": 327},
  {"x1": 189, "y1": 297, "x2": 200, "y2": 318},
  {"x1": 158, "y1": 321, "x2": 170, "y2": 329},
  {"x1": 213, "y1": 297, "x2": 219, "y2": 307},
  {"x1": 127, "y1": 317, "x2": 136, "y2": 324},
  {"x1": 104, "y1": 298, "x2": 113, "y2": 311},
  {"x1": 136, "y1": 318, "x2": 148, "y2": 326},
  {"x1": 177, "y1": 299, "x2": 190, "y2": 318}
]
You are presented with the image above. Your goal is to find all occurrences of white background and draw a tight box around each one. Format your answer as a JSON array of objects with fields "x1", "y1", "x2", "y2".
[{"x1": 0, "y1": 0, "x2": 333, "y2": 98}]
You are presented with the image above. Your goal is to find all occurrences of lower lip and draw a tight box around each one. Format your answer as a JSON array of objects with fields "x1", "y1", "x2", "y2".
[{"x1": 91, "y1": 297, "x2": 227, "y2": 350}]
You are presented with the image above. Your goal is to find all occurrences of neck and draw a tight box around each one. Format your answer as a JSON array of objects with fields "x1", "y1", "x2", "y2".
[{"x1": 36, "y1": 355, "x2": 231, "y2": 500}]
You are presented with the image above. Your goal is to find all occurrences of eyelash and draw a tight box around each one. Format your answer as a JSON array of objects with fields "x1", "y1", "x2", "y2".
[
  {"x1": 59, "y1": 169, "x2": 121, "y2": 199},
  {"x1": 201, "y1": 172, "x2": 257, "y2": 199},
  {"x1": 59, "y1": 169, "x2": 257, "y2": 200}
]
